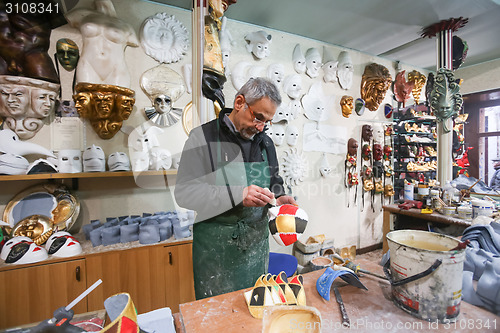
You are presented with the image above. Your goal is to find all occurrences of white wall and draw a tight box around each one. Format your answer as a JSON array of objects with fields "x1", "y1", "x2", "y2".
[
  {"x1": 456, "y1": 58, "x2": 500, "y2": 95},
  {"x1": 1, "y1": 0, "x2": 430, "y2": 252}
]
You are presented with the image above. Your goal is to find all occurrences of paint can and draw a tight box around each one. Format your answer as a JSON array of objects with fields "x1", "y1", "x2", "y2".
[
  {"x1": 403, "y1": 183, "x2": 414, "y2": 200},
  {"x1": 471, "y1": 199, "x2": 495, "y2": 219},
  {"x1": 385, "y1": 230, "x2": 465, "y2": 323}
]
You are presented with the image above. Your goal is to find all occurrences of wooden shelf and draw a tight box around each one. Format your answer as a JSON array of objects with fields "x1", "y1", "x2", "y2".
[{"x1": 0, "y1": 170, "x2": 178, "y2": 182}]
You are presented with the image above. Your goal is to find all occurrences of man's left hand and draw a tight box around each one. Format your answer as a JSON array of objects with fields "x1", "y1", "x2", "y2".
[{"x1": 276, "y1": 195, "x2": 297, "y2": 206}]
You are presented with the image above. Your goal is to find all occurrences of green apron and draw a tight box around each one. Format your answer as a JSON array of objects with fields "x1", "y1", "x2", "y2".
[{"x1": 192, "y1": 129, "x2": 271, "y2": 299}]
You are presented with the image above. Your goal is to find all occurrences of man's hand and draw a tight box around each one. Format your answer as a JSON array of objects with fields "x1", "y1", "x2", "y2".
[
  {"x1": 243, "y1": 185, "x2": 274, "y2": 207},
  {"x1": 276, "y1": 195, "x2": 297, "y2": 206}
]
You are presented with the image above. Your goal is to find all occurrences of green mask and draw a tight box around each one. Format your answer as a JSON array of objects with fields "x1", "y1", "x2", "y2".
[{"x1": 56, "y1": 38, "x2": 80, "y2": 71}]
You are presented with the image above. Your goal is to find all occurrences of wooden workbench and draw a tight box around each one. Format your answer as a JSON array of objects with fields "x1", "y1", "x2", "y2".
[
  {"x1": 382, "y1": 204, "x2": 471, "y2": 252},
  {"x1": 176, "y1": 259, "x2": 498, "y2": 332}
]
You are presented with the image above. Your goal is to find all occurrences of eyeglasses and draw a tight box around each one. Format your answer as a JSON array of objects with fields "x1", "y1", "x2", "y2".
[{"x1": 246, "y1": 103, "x2": 271, "y2": 126}]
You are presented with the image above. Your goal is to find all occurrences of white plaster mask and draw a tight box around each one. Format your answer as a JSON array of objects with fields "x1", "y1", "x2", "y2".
[
  {"x1": 149, "y1": 147, "x2": 172, "y2": 170},
  {"x1": 231, "y1": 61, "x2": 252, "y2": 91},
  {"x1": 0, "y1": 153, "x2": 29, "y2": 175},
  {"x1": 322, "y1": 46, "x2": 338, "y2": 83},
  {"x1": 337, "y1": 51, "x2": 354, "y2": 90},
  {"x1": 83, "y1": 145, "x2": 105, "y2": 172},
  {"x1": 272, "y1": 124, "x2": 286, "y2": 146},
  {"x1": 273, "y1": 105, "x2": 291, "y2": 123},
  {"x1": 301, "y1": 82, "x2": 333, "y2": 122},
  {"x1": 292, "y1": 44, "x2": 306, "y2": 74},
  {"x1": 283, "y1": 74, "x2": 303, "y2": 100},
  {"x1": 265, "y1": 125, "x2": 274, "y2": 141},
  {"x1": 108, "y1": 152, "x2": 131, "y2": 171},
  {"x1": 319, "y1": 153, "x2": 332, "y2": 177},
  {"x1": 244, "y1": 30, "x2": 272, "y2": 59},
  {"x1": 140, "y1": 12, "x2": 188, "y2": 64},
  {"x1": 129, "y1": 125, "x2": 163, "y2": 153},
  {"x1": 305, "y1": 47, "x2": 322, "y2": 78},
  {"x1": 131, "y1": 151, "x2": 149, "y2": 172},
  {"x1": 289, "y1": 100, "x2": 302, "y2": 120},
  {"x1": 286, "y1": 125, "x2": 299, "y2": 146},
  {"x1": 172, "y1": 155, "x2": 181, "y2": 170},
  {"x1": 57, "y1": 149, "x2": 82, "y2": 173},
  {"x1": 266, "y1": 63, "x2": 285, "y2": 88},
  {"x1": 219, "y1": 17, "x2": 234, "y2": 72}
]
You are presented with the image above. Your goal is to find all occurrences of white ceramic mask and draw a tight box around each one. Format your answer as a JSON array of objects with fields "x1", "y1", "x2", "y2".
[
  {"x1": 273, "y1": 105, "x2": 291, "y2": 123},
  {"x1": 131, "y1": 151, "x2": 150, "y2": 172},
  {"x1": 149, "y1": 147, "x2": 172, "y2": 170},
  {"x1": 305, "y1": 47, "x2": 322, "y2": 78},
  {"x1": 0, "y1": 153, "x2": 29, "y2": 175},
  {"x1": 289, "y1": 100, "x2": 302, "y2": 120},
  {"x1": 292, "y1": 44, "x2": 306, "y2": 74},
  {"x1": 337, "y1": 51, "x2": 354, "y2": 90},
  {"x1": 319, "y1": 153, "x2": 332, "y2": 177},
  {"x1": 244, "y1": 30, "x2": 272, "y2": 59},
  {"x1": 272, "y1": 124, "x2": 286, "y2": 146},
  {"x1": 267, "y1": 63, "x2": 284, "y2": 88},
  {"x1": 83, "y1": 145, "x2": 105, "y2": 172},
  {"x1": 154, "y1": 95, "x2": 172, "y2": 114},
  {"x1": 286, "y1": 125, "x2": 299, "y2": 146},
  {"x1": 108, "y1": 152, "x2": 131, "y2": 171},
  {"x1": 283, "y1": 75, "x2": 303, "y2": 100},
  {"x1": 323, "y1": 61, "x2": 339, "y2": 83},
  {"x1": 58, "y1": 149, "x2": 82, "y2": 173},
  {"x1": 265, "y1": 125, "x2": 274, "y2": 140}
]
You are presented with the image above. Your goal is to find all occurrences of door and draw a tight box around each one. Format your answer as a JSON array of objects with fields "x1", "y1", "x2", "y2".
[
  {"x1": 163, "y1": 243, "x2": 195, "y2": 312},
  {"x1": 85, "y1": 246, "x2": 166, "y2": 314},
  {"x1": 0, "y1": 259, "x2": 87, "y2": 329}
]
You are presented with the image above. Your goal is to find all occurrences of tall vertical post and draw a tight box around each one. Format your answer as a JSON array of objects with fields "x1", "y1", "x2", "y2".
[
  {"x1": 191, "y1": 0, "x2": 205, "y2": 128},
  {"x1": 436, "y1": 29, "x2": 454, "y2": 185},
  {"x1": 422, "y1": 17, "x2": 468, "y2": 186}
]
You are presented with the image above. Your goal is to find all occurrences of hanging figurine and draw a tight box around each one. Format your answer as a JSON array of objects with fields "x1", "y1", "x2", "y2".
[
  {"x1": 372, "y1": 143, "x2": 385, "y2": 207},
  {"x1": 360, "y1": 124, "x2": 374, "y2": 211},
  {"x1": 383, "y1": 124, "x2": 394, "y2": 203},
  {"x1": 345, "y1": 138, "x2": 359, "y2": 207}
]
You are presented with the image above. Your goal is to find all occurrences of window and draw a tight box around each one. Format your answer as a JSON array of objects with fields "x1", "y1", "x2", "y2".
[{"x1": 463, "y1": 88, "x2": 500, "y2": 188}]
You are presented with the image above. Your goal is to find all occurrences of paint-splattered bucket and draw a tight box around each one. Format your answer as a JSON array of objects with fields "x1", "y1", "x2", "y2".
[{"x1": 384, "y1": 230, "x2": 465, "y2": 323}]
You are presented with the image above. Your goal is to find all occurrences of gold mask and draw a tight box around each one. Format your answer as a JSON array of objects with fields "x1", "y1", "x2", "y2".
[
  {"x1": 407, "y1": 70, "x2": 426, "y2": 105},
  {"x1": 73, "y1": 83, "x2": 135, "y2": 139},
  {"x1": 360, "y1": 63, "x2": 392, "y2": 112},
  {"x1": 340, "y1": 95, "x2": 354, "y2": 118}
]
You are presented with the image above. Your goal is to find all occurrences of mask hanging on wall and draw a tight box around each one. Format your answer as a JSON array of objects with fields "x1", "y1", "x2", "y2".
[
  {"x1": 0, "y1": 76, "x2": 60, "y2": 140},
  {"x1": 141, "y1": 65, "x2": 186, "y2": 127},
  {"x1": 360, "y1": 63, "x2": 392, "y2": 111},
  {"x1": 305, "y1": 47, "x2": 322, "y2": 78},
  {"x1": 55, "y1": 39, "x2": 80, "y2": 72},
  {"x1": 337, "y1": 51, "x2": 354, "y2": 90},
  {"x1": 322, "y1": 47, "x2": 338, "y2": 83},
  {"x1": 244, "y1": 30, "x2": 272, "y2": 59},
  {"x1": 429, "y1": 68, "x2": 463, "y2": 133},
  {"x1": 393, "y1": 70, "x2": 415, "y2": 108},
  {"x1": 140, "y1": 13, "x2": 189, "y2": 64},
  {"x1": 407, "y1": 70, "x2": 426, "y2": 105},
  {"x1": 285, "y1": 125, "x2": 299, "y2": 146},
  {"x1": 340, "y1": 95, "x2": 354, "y2": 118},
  {"x1": 282, "y1": 74, "x2": 303, "y2": 100}
]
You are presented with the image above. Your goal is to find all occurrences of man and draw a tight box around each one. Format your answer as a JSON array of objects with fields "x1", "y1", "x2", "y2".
[{"x1": 175, "y1": 78, "x2": 296, "y2": 299}]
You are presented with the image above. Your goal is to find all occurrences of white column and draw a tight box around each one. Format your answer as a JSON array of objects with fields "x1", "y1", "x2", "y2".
[
  {"x1": 191, "y1": 0, "x2": 205, "y2": 128},
  {"x1": 436, "y1": 29, "x2": 454, "y2": 185}
]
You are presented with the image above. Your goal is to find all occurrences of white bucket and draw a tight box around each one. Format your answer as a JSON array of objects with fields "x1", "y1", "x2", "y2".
[
  {"x1": 471, "y1": 199, "x2": 495, "y2": 219},
  {"x1": 403, "y1": 183, "x2": 414, "y2": 200},
  {"x1": 385, "y1": 230, "x2": 465, "y2": 323}
]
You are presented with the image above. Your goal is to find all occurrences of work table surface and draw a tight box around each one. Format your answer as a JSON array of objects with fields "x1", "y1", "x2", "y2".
[{"x1": 177, "y1": 258, "x2": 498, "y2": 332}]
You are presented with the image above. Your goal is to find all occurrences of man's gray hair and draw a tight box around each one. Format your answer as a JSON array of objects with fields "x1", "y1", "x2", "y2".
[{"x1": 236, "y1": 77, "x2": 282, "y2": 107}]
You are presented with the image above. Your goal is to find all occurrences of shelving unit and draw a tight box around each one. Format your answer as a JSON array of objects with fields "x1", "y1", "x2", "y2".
[{"x1": 392, "y1": 104, "x2": 437, "y2": 200}]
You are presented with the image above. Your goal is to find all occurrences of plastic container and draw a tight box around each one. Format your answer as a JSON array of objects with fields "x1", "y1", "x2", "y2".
[{"x1": 471, "y1": 199, "x2": 495, "y2": 219}]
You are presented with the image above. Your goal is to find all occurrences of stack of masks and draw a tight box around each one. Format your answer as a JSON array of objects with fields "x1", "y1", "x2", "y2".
[
  {"x1": 461, "y1": 222, "x2": 500, "y2": 315},
  {"x1": 82, "y1": 211, "x2": 195, "y2": 247}
]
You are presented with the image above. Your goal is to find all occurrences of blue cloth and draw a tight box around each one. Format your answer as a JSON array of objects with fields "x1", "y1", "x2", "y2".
[{"x1": 268, "y1": 252, "x2": 298, "y2": 277}]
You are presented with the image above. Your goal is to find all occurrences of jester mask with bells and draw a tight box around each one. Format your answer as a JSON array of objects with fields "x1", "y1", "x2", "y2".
[
  {"x1": 360, "y1": 63, "x2": 392, "y2": 111},
  {"x1": 345, "y1": 138, "x2": 359, "y2": 186},
  {"x1": 268, "y1": 204, "x2": 308, "y2": 247},
  {"x1": 73, "y1": 83, "x2": 135, "y2": 139}
]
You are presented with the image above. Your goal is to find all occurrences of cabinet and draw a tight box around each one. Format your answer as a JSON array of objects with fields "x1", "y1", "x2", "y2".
[
  {"x1": 0, "y1": 259, "x2": 88, "y2": 329},
  {"x1": 0, "y1": 240, "x2": 193, "y2": 329},
  {"x1": 392, "y1": 103, "x2": 437, "y2": 200}
]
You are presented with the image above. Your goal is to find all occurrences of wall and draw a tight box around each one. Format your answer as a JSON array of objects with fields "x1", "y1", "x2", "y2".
[
  {"x1": 456, "y1": 58, "x2": 500, "y2": 95},
  {"x1": 0, "y1": 0, "x2": 429, "y2": 252}
]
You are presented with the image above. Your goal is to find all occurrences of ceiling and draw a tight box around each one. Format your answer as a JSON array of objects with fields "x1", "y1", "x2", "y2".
[{"x1": 152, "y1": 0, "x2": 500, "y2": 71}]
